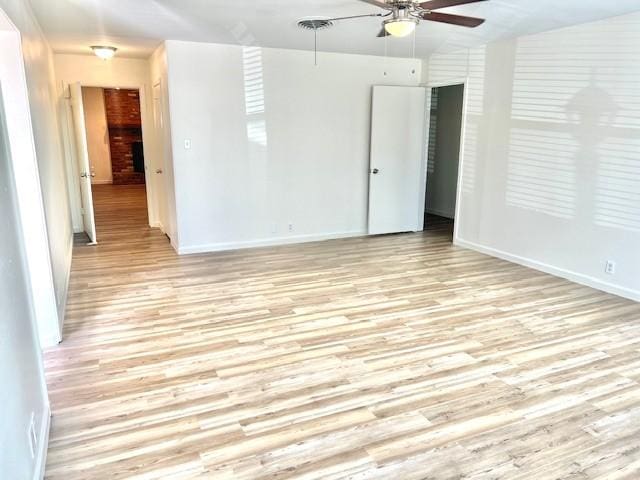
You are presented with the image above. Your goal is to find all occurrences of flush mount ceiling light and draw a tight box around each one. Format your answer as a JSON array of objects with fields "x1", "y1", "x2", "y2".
[{"x1": 91, "y1": 45, "x2": 117, "y2": 60}]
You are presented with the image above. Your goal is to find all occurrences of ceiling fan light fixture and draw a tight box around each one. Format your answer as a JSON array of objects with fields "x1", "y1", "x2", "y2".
[
  {"x1": 384, "y1": 18, "x2": 417, "y2": 37},
  {"x1": 91, "y1": 45, "x2": 117, "y2": 60}
]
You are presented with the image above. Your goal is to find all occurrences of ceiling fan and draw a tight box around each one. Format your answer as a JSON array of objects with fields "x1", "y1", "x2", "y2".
[{"x1": 299, "y1": 0, "x2": 487, "y2": 39}]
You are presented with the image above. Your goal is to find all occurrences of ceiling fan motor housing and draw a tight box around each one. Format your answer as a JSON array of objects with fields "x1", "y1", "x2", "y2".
[
  {"x1": 387, "y1": 4, "x2": 419, "y2": 22},
  {"x1": 383, "y1": 4, "x2": 419, "y2": 37}
]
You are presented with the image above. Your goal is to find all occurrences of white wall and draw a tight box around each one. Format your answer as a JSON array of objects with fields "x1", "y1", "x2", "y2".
[
  {"x1": 0, "y1": 9, "x2": 50, "y2": 480},
  {"x1": 164, "y1": 41, "x2": 421, "y2": 253},
  {"x1": 0, "y1": 76, "x2": 50, "y2": 480},
  {"x1": 81, "y1": 87, "x2": 112, "y2": 184},
  {"x1": 426, "y1": 84, "x2": 464, "y2": 219},
  {"x1": 425, "y1": 12, "x2": 640, "y2": 301},
  {"x1": 53, "y1": 53, "x2": 162, "y2": 229},
  {"x1": 55, "y1": 53, "x2": 153, "y2": 87},
  {"x1": 0, "y1": 0, "x2": 69, "y2": 346}
]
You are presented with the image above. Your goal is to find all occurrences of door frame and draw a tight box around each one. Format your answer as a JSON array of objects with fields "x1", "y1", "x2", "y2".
[
  {"x1": 420, "y1": 77, "x2": 469, "y2": 244},
  {"x1": 151, "y1": 80, "x2": 168, "y2": 234},
  {"x1": 61, "y1": 81, "x2": 156, "y2": 234},
  {"x1": 0, "y1": 19, "x2": 61, "y2": 347},
  {"x1": 69, "y1": 82, "x2": 98, "y2": 244}
]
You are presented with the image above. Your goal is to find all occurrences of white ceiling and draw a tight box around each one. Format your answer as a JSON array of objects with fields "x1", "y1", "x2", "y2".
[{"x1": 29, "y1": 0, "x2": 640, "y2": 59}]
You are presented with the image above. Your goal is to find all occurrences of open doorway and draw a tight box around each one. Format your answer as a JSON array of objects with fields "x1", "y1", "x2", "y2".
[
  {"x1": 424, "y1": 84, "x2": 465, "y2": 241},
  {"x1": 71, "y1": 86, "x2": 149, "y2": 244}
]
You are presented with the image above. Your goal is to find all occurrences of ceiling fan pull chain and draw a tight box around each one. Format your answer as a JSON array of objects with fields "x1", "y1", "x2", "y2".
[
  {"x1": 384, "y1": 32, "x2": 389, "y2": 76},
  {"x1": 412, "y1": 27, "x2": 416, "y2": 59},
  {"x1": 384, "y1": 31, "x2": 387, "y2": 59}
]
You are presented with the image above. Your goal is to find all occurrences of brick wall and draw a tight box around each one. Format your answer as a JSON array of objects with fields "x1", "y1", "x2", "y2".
[
  {"x1": 107, "y1": 127, "x2": 144, "y2": 185},
  {"x1": 104, "y1": 89, "x2": 145, "y2": 185}
]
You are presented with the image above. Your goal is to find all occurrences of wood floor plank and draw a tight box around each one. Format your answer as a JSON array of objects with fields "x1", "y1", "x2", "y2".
[{"x1": 44, "y1": 185, "x2": 640, "y2": 479}]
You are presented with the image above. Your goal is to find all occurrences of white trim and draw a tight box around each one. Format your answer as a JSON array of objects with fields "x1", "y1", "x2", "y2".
[
  {"x1": 38, "y1": 330, "x2": 62, "y2": 349},
  {"x1": 170, "y1": 235, "x2": 179, "y2": 253},
  {"x1": 32, "y1": 406, "x2": 51, "y2": 480},
  {"x1": 178, "y1": 231, "x2": 367, "y2": 255},
  {"x1": 59, "y1": 81, "x2": 159, "y2": 235},
  {"x1": 420, "y1": 77, "x2": 468, "y2": 236},
  {"x1": 55, "y1": 232, "x2": 74, "y2": 340},
  {"x1": 454, "y1": 238, "x2": 640, "y2": 303},
  {"x1": 154, "y1": 221, "x2": 167, "y2": 235},
  {"x1": 90, "y1": 179, "x2": 112, "y2": 185},
  {"x1": 417, "y1": 88, "x2": 430, "y2": 231},
  {"x1": 0, "y1": 27, "x2": 61, "y2": 348}
]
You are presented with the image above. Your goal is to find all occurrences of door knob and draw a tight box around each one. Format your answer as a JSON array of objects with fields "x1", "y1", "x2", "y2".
[
  {"x1": 80, "y1": 172, "x2": 88, "y2": 178},
  {"x1": 156, "y1": 169, "x2": 163, "y2": 174},
  {"x1": 372, "y1": 168, "x2": 379, "y2": 174}
]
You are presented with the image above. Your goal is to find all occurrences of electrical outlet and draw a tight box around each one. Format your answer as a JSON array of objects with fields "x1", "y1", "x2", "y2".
[
  {"x1": 288, "y1": 223, "x2": 293, "y2": 232},
  {"x1": 28, "y1": 412, "x2": 36, "y2": 459},
  {"x1": 270, "y1": 223, "x2": 277, "y2": 234},
  {"x1": 605, "y1": 260, "x2": 616, "y2": 275}
]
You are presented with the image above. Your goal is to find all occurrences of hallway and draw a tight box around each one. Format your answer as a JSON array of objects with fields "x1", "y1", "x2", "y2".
[
  {"x1": 43, "y1": 187, "x2": 640, "y2": 479},
  {"x1": 92, "y1": 184, "x2": 152, "y2": 243}
]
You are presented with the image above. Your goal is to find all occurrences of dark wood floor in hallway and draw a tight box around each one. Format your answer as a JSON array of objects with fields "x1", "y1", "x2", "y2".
[{"x1": 44, "y1": 185, "x2": 640, "y2": 479}]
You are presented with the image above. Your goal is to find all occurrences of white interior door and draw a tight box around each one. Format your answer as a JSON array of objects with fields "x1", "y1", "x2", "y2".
[
  {"x1": 368, "y1": 85, "x2": 426, "y2": 235},
  {"x1": 69, "y1": 82, "x2": 97, "y2": 244},
  {"x1": 152, "y1": 82, "x2": 167, "y2": 233}
]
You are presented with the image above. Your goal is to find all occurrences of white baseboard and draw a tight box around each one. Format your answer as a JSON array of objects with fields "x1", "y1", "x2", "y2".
[
  {"x1": 170, "y1": 235, "x2": 179, "y2": 254},
  {"x1": 426, "y1": 207, "x2": 454, "y2": 219},
  {"x1": 178, "y1": 231, "x2": 367, "y2": 255},
  {"x1": 90, "y1": 179, "x2": 112, "y2": 185},
  {"x1": 33, "y1": 406, "x2": 51, "y2": 480},
  {"x1": 38, "y1": 233, "x2": 70, "y2": 347},
  {"x1": 454, "y1": 238, "x2": 640, "y2": 303},
  {"x1": 54, "y1": 233, "x2": 74, "y2": 343}
]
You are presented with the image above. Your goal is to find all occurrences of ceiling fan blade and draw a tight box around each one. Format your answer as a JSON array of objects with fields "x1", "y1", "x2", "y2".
[
  {"x1": 419, "y1": 0, "x2": 487, "y2": 10},
  {"x1": 358, "y1": 0, "x2": 392, "y2": 9},
  {"x1": 377, "y1": 27, "x2": 388, "y2": 37},
  {"x1": 421, "y1": 11, "x2": 485, "y2": 27}
]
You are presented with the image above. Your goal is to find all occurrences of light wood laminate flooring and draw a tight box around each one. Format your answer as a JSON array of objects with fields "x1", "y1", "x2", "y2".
[{"x1": 44, "y1": 184, "x2": 640, "y2": 479}]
